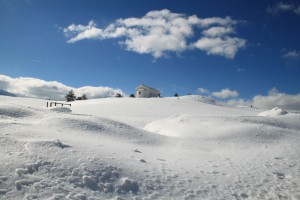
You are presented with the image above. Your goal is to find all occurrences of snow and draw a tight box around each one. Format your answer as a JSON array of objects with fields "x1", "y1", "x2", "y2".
[
  {"x1": 0, "y1": 89, "x2": 16, "y2": 97},
  {"x1": 258, "y1": 107, "x2": 288, "y2": 116},
  {"x1": 0, "y1": 95, "x2": 300, "y2": 199},
  {"x1": 49, "y1": 107, "x2": 72, "y2": 113}
]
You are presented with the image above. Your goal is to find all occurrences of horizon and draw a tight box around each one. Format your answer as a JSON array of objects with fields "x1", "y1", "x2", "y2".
[{"x1": 0, "y1": 0, "x2": 300, "y2": 110}]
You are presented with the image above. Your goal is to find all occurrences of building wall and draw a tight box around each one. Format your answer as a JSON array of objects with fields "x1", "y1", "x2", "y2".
[{"x1": 136, "y1": 86, "x2": 160, "y2": 98}]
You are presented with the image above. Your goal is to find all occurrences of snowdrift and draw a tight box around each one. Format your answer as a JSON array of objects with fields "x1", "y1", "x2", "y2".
[
  {"x1": 144, "y1": 114, "x2": 300, "y2": 141},
  {"x1": 258, "y1": 107, "x2": 288, "y2": 116},
  {"x1": 0, "y1": 96, "x2": 299, "y2": 200}
]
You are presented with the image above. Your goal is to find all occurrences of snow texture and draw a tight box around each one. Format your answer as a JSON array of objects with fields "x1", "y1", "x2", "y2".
[
  {"x1": 258, "y1": 107, "x2": 288, "y2": 116},
  {"x1": 0, "y1": 95, "x2": 299, "y2": 199}
]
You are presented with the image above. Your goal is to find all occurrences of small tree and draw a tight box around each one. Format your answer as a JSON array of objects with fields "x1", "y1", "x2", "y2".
[
  {"x1": 66, "y1": 90, "x2": 76, "y2": 102},
  {"x1": 82, "y1": 94, "x2": 88, "y2": 100},
  {"x1": 130, "y1": 94, "x2": 135, "y2": 98},
  {"x1": 174, "y1": 93, "x2": 179, "y2": 97},
  {"x1": 115, "y1": 93, "x2": 123, "y2": 98},
  {"x1": 76, "y1": 94, "x2": 88, "y2": 100}
]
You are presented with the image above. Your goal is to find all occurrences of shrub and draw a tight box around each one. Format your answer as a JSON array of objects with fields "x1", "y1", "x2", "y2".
[{"x1": 65, "y1": 90, "x2": 76, "y2": 102}]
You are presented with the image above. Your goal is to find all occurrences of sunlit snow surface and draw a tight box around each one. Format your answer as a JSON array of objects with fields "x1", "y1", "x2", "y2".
[{"x1": 0, "y1": 96, "x2": 299, "y2": 199}]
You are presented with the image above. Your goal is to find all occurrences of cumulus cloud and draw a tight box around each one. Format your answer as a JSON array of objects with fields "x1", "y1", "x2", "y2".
[
  {"x1": 0, "y1": 75, "x2": 124, "y2": 100},
  {"x1": 282, "y1": 50, "x2": 300, "y2": 58},
  {"x1": 267, "y1": 2, "x2": 300, "y2": 15},
  {"x1": 192, "y1": 36, "x2": 246, "y2": 59},
  {"x1": 226, "y1": 98, "x2": 251, "y2": 107},
  {"x1": 202, "y1": 26, "x2": 235, "y2": 37},
  {"x1": 282, "y1": 50, "x2": 300, "y2": 68},
  {"x1": 252, "y1": 87, "x2": 300, "y2": 111},
  {"x1": 197, "y1": 87, "x2": 210, "y2": 94},
  {"x1": 63, "y1": 9, "x2": 246, "y2": 59},
  {"x1": 225, "y1": 87, "x2": 300, "y2": 111},
  {"x1": 212, "y1": 88, "x2": 239, "y2": 99}
]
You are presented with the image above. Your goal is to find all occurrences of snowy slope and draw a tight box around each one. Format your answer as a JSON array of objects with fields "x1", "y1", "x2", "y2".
[
  {"x1": 0, "y1": 89, "x2": 16, "y2": 97},
  {"x1": 0, "y1": 95, "x2": 299, "y2": 200},
  {"x1": 71, "y1": 95, "x2": 259, "y2": 128}
]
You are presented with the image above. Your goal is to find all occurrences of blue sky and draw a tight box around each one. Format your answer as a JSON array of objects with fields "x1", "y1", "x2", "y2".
[{"x1": 0, "y1": 0, "x2": 300, "y2": 100}]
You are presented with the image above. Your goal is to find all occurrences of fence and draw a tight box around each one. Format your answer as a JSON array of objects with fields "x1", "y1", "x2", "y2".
[{"x1": 46, "y1": 102, "x2": 71, "y2": 108}]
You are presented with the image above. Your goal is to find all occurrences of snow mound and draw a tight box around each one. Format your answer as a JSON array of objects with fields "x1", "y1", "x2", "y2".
[
  {"x1": 258, "y1": 107, "x2": 288, "y2": 116},
  {"x1": 144, "y1": 115, "x2": 252, "y2": 139},
  {"x1": 144, "y1": 114, "x2": 300, "y2": 141},
  {"x1": 42, "y1": 115, "x2": 165, "y2": 144},
  {"x1": 0, "y1": 105, "x2": 35, "y2": 118},
  {"x1": 1, "y1": 96, "x2": 299, "y2": 199},
  {"x1": 15, "y1": 141, "x2": 140, "y2": 198},
  {"x1": 175, "y1": 95, "x2": 221, "y2": 106},
  {"x1": 49, "y1": 106, "x2": 72, "y2": 113}
]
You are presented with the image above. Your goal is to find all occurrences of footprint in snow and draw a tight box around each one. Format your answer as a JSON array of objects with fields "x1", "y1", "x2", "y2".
[
  {"x1": 273, "y1": 172, "x2": 285, "y2": 179},
  {"x1": 133, "y1": 149, "x2": 142, "y2": 153},
  {"x1": 0, "y1": 189, "x2": 8, "y2": 195},
  {"x1": 54, "y1": 140, "x2": 71, "y2": 149},
  {"x1": 139, "y1": 159, "x2": 147, "y2": 163}
]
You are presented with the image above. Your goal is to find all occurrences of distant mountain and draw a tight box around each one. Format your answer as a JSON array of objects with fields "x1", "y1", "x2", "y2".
[{"x1": 0, "y1": 89, "x2": 16, "y2": 97}]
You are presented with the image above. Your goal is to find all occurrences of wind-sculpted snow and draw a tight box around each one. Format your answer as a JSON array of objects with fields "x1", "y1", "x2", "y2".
[
  {"x1": 144, "y1": 114, "x2": 300, "y2": 142},
  {"x1": 9, "y1": 140, "x2": 142, "y2": 199},
  {"x1": 41, "y1": 115, "x2": 165, "y2": 145},
  {"x1": 49, "y1": 106, "x2": 72, "y2": 113},
  {"x1": 258, "y1": 107, "x2": 288, "y2": 116},
  {"x1": 0, "y1": 105, "x2": 36, "y2": 118},
  {"x1": 0, "y1": 96, "x2": 299, "y2": 199},
  {"x1": 177, "y1": 95, "x2": 222, "y2": 106}
]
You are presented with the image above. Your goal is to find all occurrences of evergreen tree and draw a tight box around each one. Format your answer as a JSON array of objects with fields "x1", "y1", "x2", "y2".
[
  {"x1": 115, "y1": 93, "x2": 123, "y2": 98},
  {"x1": 174, "y1": 93, "x2": 179, "y2": 97},
  {"x1": 82, "y1": 94, "x2": 88, "y2": 100},
  {"x1": 65, "y1": 90, "x2": 76, "y2": 102}
]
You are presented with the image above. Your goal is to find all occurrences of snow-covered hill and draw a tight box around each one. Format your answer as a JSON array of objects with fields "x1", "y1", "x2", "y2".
[
  {"x1": 0, "y1": 89, "x2": 16, "y2": 97},
  {"x1": 0, "y1": 95, "x2": 299, "y2": 199}
]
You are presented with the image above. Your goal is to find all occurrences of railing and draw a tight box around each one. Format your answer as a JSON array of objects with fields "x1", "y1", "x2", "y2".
[{"x1": 46, "y1": 102, "x2": 71, "y2": 108}]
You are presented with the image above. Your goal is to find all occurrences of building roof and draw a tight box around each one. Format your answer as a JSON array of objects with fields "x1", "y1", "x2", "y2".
[{"x1": 136, "y1": 84, "x2": 160, "y2": 93}]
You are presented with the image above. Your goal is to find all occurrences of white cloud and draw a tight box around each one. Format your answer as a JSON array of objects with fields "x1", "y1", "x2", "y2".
[
  {"x1": 75, "y1": 86, "x2": 123, "y2": 99},
  {"x1": 190, "y1": 16, "x2": 237, "y2": 27},
  {"x1": 212, "y1": 88, "x2": 239, "y2": 99},
  {"x1": 282, "y1": 50, "x2": 300, "y2": 58},
  {"x1": 226, "y1": 98, "x2": 251, "y2": 107},
  {"x1": 64, "y1": 21, "x2": 105, "y2": 43},
  {"x1": 197, "y1": 87, "x2": 210, "y2": 94},
  {"x1": 226, "y1": 87, "x2": 300, "y2": 111},
  {"x1": 252, "y1": 87, "x2": 300, "y2": 111},
  {"x1": 237, "y1": 68, "x2": 245, "y2": 72},
  {"x1": 0, "y1": 75, "x2": 124, "y2": 100},
  {"x1": 268, "y1": 2, "x2": 300, "y2": 15},
  {"x1": 63, "y1": 9, "x2": 245, "y2": 59},
  {"x1": 192, "y1": 37, "x2": 246, "y2": 59},
  {"x1": 295, "y1": 6, "x2": 300, "y2": 15},
  {"x1": 202, "y1": 26, "x2": 234, "y2": 37}
]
